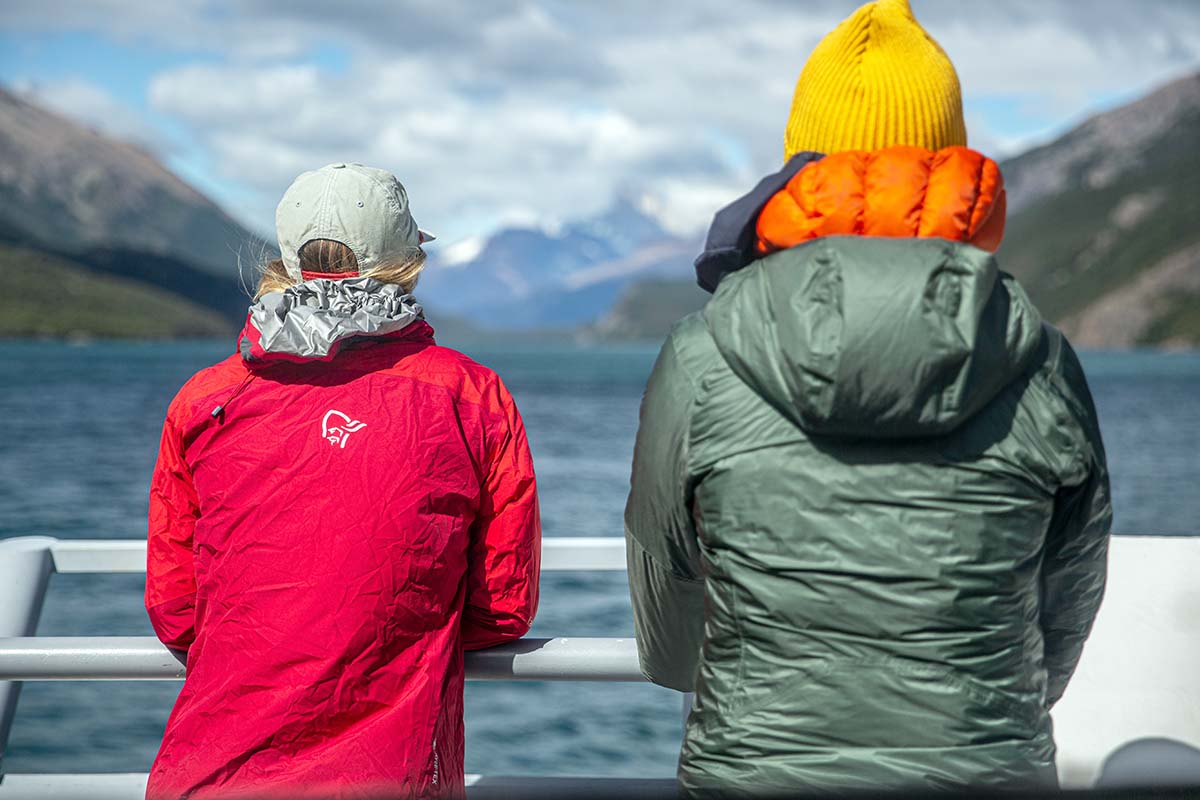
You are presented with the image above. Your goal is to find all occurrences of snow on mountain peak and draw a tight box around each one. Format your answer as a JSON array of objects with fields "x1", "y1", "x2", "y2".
[{"x1": 439, "y1": 235, "x2": 486, "y2": 267}]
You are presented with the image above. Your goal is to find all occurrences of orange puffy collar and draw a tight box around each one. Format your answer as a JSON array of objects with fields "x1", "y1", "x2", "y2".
[{"x1": 755, "y1": 145, "x2": 1006, "y2": 256}]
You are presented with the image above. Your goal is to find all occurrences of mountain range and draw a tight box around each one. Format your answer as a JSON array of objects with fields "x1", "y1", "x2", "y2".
[
  {"x1": 416, "y1": 192, "x2": 698, "y2": 330},
  {"x1": 0, "y1": 72, "x2": 1197, "y2": 347},
  {"x1": 596, "y1": 71, "x2": 1200, "y2": 349}
]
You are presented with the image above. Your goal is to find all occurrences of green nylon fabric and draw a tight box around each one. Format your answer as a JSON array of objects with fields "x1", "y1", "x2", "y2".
[{"x1": 625, "y1": 236, "x2": 1112, "y2": 795}]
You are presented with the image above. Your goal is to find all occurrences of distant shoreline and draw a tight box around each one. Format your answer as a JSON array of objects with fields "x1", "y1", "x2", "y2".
[{"x1": 1, "y1": 333, "x2": 1197, "y2": 356}]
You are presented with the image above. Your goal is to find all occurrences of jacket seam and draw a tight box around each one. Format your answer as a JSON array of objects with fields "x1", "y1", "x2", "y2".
[
  {"x1": 964, "y1": 154, "x2": 987, "y2": 239},
  {"x1": 1029, "y1": 328, "x2": 1094, "y2": 485},
  {"x1": 147, "y1": 590, "x2": 197, "y2": 611},
  {"x1": 1043, "y1": 619, "x2": 1089, "y2": 633},
  {"x1": 730, "y1": 569, "x2": 747, "y2": 720},
  {"x1": 666, "y1": 322, "x2": 712, "y2": 551},
  {"x1": 629, "y1": 525, "x2": 704, "y2": 584}
]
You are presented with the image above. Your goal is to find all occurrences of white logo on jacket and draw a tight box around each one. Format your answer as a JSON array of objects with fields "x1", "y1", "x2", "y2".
[{"x1": 321, "y1": 410, "x2": 367, "y2": 448}]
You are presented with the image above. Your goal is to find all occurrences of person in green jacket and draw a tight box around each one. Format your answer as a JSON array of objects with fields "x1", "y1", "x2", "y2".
[{"x1": 624, "y1": 0, "x2": 1112, "y2": 794}]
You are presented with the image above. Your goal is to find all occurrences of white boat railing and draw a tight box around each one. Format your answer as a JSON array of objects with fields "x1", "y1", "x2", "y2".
[
  {"x1": 0, "y1": 535, "x2": 651, "y2": 798},
  {"x1": 2, "y1": 534, "x2": 1199, "y2": 797},
  {"x1": 0, "y1": 636, "x2": 642, "y2": 682},
  {"x1": 42, "y1": 537, "x2": 630, "y2": 574}
]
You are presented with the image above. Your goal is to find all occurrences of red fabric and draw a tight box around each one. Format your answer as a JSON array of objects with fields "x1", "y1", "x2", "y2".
[
  {"x1": 145, "y1": 321, "x2": 540, "y2": 799},
  {"x1": 300, "y1": 270, "x2": 360, "y2": 280}
]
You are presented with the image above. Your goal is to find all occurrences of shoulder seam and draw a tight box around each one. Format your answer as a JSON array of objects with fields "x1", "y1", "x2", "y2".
[
  {"x1": 665, "y1": 315, "x2": 718, "y2": 499},
  {"x1": 1028, "y1": 325, "x2": 1095, "y2": 485},
  {"x1": 666, "y1": 312, "x2": 721, "y2": 394}
]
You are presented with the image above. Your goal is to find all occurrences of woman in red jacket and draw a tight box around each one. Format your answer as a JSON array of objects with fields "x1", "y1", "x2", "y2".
[{"x1": 144, "y1": 163, "x2": 541, "y2": 799}]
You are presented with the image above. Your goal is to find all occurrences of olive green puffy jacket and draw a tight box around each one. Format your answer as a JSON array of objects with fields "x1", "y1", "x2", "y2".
[{"x1": 625, "y1": 237, "x2": 1112, "y2": 794}]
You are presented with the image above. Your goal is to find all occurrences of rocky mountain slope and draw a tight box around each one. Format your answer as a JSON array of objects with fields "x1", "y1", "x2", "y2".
[
  {"x1": 0, "y1": 87, "x2": 268, "y2": 277},
  {"x1": 998, "y1": 71, "x2": 1200, "y2": 348}
]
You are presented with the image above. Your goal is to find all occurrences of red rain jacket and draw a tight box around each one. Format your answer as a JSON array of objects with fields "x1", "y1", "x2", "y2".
[{"x1": 145, "y1": 293, "x2": 540, "y2": 799}]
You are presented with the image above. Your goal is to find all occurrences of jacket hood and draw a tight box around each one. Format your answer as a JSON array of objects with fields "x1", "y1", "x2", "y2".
[
  {"x1": 704, "y1": 236, "x2": 1044, "y2": 439},
  {"x1": 239, "y1": 277, "x2": 429, "y2": 366},
  {"x1": 694, "y1": 152, "x2": 824, "y2": 292}
]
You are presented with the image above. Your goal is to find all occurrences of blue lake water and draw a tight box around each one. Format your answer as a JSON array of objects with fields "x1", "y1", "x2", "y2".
[{"x1": 1, "y1": 338, "x2": 1199, "y2": 777}]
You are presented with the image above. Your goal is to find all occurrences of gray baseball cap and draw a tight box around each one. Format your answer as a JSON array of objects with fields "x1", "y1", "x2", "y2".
[{"x1": 275, "y1": 162, "x2": 434, "y2": 282}]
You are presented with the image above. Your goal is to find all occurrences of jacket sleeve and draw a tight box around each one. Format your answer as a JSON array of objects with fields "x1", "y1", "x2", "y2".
[
  {"x1": 145, "y1": 401, "x2": 200, "y2": 653},
  {"x1": 462, "y1": 377, "x2": 541, "y2": 651},
  {"x1": 1039, "y1": 336, "x2": 1113, "y2": 707},
  {"x1": 625, "y1": 330, "x2": 706, "y2": 692}
]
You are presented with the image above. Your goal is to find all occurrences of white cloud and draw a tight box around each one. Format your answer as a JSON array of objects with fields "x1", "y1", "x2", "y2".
[
  {"x1": 651, "y1": 179, "x2": 752, "y2": 237},
  {"x1": 9, "y1": 77, "x2": 163, "y2": 151},
  {"x1": 144, "y1": 54, "x2": 726, "y2": 240},
  {"x1": 5, "y1": 1, "x2": 1199, "y2": 239}
]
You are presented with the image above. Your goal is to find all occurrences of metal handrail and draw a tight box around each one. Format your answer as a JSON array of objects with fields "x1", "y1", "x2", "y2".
[
  {"x1": 0, "y1": 636, "x2": 643, "y2": 682},
  {"x1": 0, "y1": 535, "x2": 639, "y2": 786},
  {"x1": 8, "y1": 533, "x2": 1200, "y2": 797},
  {"x1": 0, "y1": 536, "x2": 640, "y2": 684},
  {"x1": 45, "y1": 536, "x2": 627, "y2": 573}
]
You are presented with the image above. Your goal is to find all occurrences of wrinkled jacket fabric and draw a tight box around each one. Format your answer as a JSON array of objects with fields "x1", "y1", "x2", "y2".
[
  {"x1": 626, "y1": 147, "x2": 1111, "y2": 794},
  {"x1": 145, "y1": 278, "x2": 541, "y2": 799}
]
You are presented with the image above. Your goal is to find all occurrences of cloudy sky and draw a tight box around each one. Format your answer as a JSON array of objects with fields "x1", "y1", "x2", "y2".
[{"x1": 2, "y1": 1, "x2": 1199, "y2": 243}]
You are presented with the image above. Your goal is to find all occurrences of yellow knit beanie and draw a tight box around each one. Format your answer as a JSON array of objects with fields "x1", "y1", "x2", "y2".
[{"x1": 783, "y1": 0, "x2": 967, "y2": 160}]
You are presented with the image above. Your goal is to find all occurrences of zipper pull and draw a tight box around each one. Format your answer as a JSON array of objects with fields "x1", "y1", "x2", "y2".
[{"x1": 211, "y1": 374, "x2": 256, "y2": 420}]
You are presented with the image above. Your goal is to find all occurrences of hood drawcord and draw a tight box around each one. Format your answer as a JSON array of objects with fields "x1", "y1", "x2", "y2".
[{"x1": 211, "y1": 374, "x2": 256, "y2": 420}]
